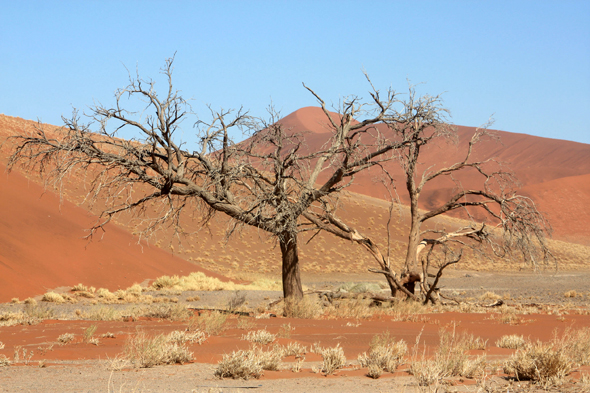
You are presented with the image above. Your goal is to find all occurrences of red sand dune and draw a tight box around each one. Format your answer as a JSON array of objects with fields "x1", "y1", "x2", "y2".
[
  {"x1": 276, "y1": 108, "x2": 590, "y2": 244},
  {"x1": 0, "y1": 162, "x2": 231, "y2": 303}
]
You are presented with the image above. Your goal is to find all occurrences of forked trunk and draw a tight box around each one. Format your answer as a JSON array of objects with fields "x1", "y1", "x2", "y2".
[{"x1": 279, "y1": 231, "x2": 303, "y2": 300}]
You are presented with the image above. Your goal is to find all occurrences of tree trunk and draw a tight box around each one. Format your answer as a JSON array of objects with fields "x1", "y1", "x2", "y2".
[{"x1": 279, "y1": 231, "x2": 303, "y2": 300}]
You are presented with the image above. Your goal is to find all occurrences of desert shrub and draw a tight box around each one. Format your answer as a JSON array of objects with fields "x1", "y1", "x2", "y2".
[
  {"x1": 0, "y1": 355, "x2": 11, "y2": 367},
  {"x1": 410, "y1": 359, "x2": 446, "y2": 386},
  {"x1": 23, "y1": 298, "x2": 37, "y2": 305},
  {"x1": 314, "y1": 344, "x2": 346, "y2": 375},
  {"x1": 58, "y1": 333, "x2": 75, "y2": 344},
  {"x1": 278, "y1": 342, "x2": 307, "y2": 358},
  {"x1": 558, "y1": 327, "x2": 590, "y2": 366},
  {"x1": 284, "y1": 296, "x2": 322, "y2": 319},
  {"x1": 83, "y1": 325, "x2": 97, "y2": 342},
  {"x1": 167, "y1": 330, "x2": 207, "y2": 345},
  {"x1": 503, "y1": 341, "x2": 572, "y2": 385},
  {"x1": 124, "y1": 331, "x2": 192, "y2": 368},
  {"x1": 81, "y1": 306, "x2": 121, "y2": 321},
  {"x1": 236, "y1": 316, "x2": 256, "y2": 330},
  {"x1": 278, "y1": 323, "x2": 293, "y2": 338},
  {"x1": 358, "y1": 332, "x2": 407, "y2": 376},
  {"x1": 241, "y1": 330, "x2": 275, "y2": 345},
  {"x1": 496, "y1": 335, "x2": 527, "y2": 349},
  {"x1": 151, "y1": 275, "x2": 180, "y2": 290},
  {"x1": 479, "y1": 291, "x2": 501, "y2": 301},
  {"x1": 214, "y1": 349, "x2": 263, "y2": 380},
  {"x1": 71, "y1": 283, "x2": 88, "y2": 292},
  {"x1": 564, "y1": 290, "x2": 577, "y2": 298},
  {"x1": 136, "y1": 304, "x2": 190, "y2": 321},
  {"x1": 190, "y1": 311, "x2": 227, "y2": 335},
  {"x1": 95, "y1": 288, "x2": 118, "y2": 302},
  {"x1": 10, "y1": 298, "x2": 19, "y2": 304},
  {"x1": 326, "y1": 296, "x2": 374, "y2": 319},
  {"x1": 42, "y1": 292, "x2": 65, "y2": 303}
]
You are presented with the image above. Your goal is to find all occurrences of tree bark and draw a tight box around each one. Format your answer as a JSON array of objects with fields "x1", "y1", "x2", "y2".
[{"x1": 280, "y1": 231, "x2": 303, "y2": 300}]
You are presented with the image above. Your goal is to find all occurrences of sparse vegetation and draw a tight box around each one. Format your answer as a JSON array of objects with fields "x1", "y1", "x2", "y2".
[
  {"x1": 496, "y1": 335, "x2": 527, "y2": 349},
  {"x1": 123, "y1": 331, "x2": 193, "y2": 368},
  {"x1": 190, "y1": 311, "x2": 227, "y2": 335},
  {"x1": 313, "y1": 344, "x2": 347, "y2": 375},
  {"x1": 241, "y1": 330, "x2": 275, "y2": 345},
  {"x1": 42, "y1": 292, "x2": 65, "y2": 303},
  {"x1": 358, "y1": 332, "x2": 407, "y2": 377},
  {"x1": 58, "y1": 333, "x2": 75, "y2": 344},
  {"x1": 503, "y1": 341, "x2": 572, "y2": 386}
]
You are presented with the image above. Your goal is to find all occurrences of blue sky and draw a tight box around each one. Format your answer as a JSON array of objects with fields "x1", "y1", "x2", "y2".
[{"x1": 1, "y1": 0, "x2": 589, "y2": 144}]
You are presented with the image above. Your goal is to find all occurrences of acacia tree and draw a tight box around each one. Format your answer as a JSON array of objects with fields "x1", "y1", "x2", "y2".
[
  {"x1": 304, "y1": 85, "x2": 552, "y2": 303},
  {"x1": 8, "y1": 58, "x2": 414, "y2": 302}
]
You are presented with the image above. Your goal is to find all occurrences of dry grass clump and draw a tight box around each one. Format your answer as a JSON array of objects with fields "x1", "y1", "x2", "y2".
[
  {"x1": 358, "y1": 331, "x2": 407, "y2": 377},
  {"x1": 135, "y1": 304, "x2": 191, "y2": 321},
  {"x1": 503, "y1": 341, "x2": 572, "y2": 386},
  {"x1": 556, "y1": 327, "x2": 590, "y2": 366},
  {"x1": 95, "y1": 288, "x2": 118, "y2": 303},
  {"x1": 42, "y1": 292, "x2": 65, "y2": 303},
  {"x1": 0, "y1": 304, "x2": 55, "y2": 327},
  {"x1": 71, "y1": 283, "x2": 89, "y2": 292},
  {"x1": 189, "y1": 311, "x2": 227, "y2": 335},
  {"x1": 214, "y1": 346, "x2": 283, "y2": 379},
  {"x1": 283, "y1": 296, "x2": 323, "y2": 319},
  {"x1": 0, "y1": 355, "x2": 11, "y2": 367},
  {"x1": 313, "y1": 344, "x2": 347, "y2": 375},
  {"x1": 236, "y1": 316, "x2": 256, "y2": 330},
  {"x1": 564, "y1": 290, "x2": 578, "y2": 298},
  {"x1": 496, "y1": 335, "x2": 528, "y2": 349},
  {"x1": 479, "y1": 291, "x2": 501, "y2": 301},
  {"x1": 0, "y1": 341, "x2": 4, "y2": 350},
  {"x1": 242, "y1": 330, "x2": 275, "y2": 345},
  {"x1": 123, "y1": 331, "x2": 193, "y2": 368},
  {"x1": 278, "y1": 342, "x2": 307, "y2": 358},
  {"x1": 78, "y1": 306, "x2": 122, "y2": 321},
  {"x1": 58, "y1": 333, "x2": 75, "y2": 344},
  {"x1": 410, "y1": 327, "x2": 487, "y2": 386},
  {"x1": 167, "y1": 330, "x2": 207, "y2": 345},
  {"x1": 149, "y1": 272, "x2": 281, "y2": 293},
  {"x1": 324, "y1": 296, "x2": 374, "y2": 319}
]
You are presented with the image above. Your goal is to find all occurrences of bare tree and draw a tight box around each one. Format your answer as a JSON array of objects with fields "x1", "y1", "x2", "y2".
[
  {"x1": 303, "y1": 85, "x2": 552, "y2": 303},
  {"x1": 8, "y1": 58, "x2": 411, "y2": 303}
]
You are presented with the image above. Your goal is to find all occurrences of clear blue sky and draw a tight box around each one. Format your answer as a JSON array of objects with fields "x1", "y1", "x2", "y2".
[{"x1": 1, "y1": 0, "x2": 589, "y2": 144}]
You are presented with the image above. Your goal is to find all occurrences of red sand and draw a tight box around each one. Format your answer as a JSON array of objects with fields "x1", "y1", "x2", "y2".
[
  {"x1": 1, "y1": 311, "x2": 587, "y2": 366},
  {"x1": 0, "y1": 162, "x2": 232, "y2": 302}
]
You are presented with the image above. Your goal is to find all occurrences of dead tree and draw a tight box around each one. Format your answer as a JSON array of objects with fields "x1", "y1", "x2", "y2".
[
  {"x1": 8, "y1": 58, "x2": 412, "y2": 304},
  {"x1": 301, "y1": 84, "x2": 552, "y2": 303}
]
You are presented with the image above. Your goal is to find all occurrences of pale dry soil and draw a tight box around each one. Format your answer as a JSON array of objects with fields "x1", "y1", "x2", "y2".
[{"x1": 1, "y1": 269, "x2": 589, "y2": 393}]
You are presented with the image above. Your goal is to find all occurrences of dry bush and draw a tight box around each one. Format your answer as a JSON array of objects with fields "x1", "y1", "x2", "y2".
[
  {"x1": 0, "y1": 341, "x2": 4, "y2": 350},
  {"x1": 71, "y1": 283, "x2": 88, "y2": 292},
  {"x1": 190, "y1": 311, "x2": 227, "y2": 335},
  {"x1": 564, "y1": 290, "x2": 578, "y2": 298},
  {"x1": 242, "y1": 330, "x2": 276, "y2": 345},
  {"x1": 95, "y1": 288, "x2": 118, "y2": 302},
  {"x1": 123, "y1": 331, "x2": 192, "y2": 368},
  {"x1": 10, "y1": 298, "x2": 19, "y2": 304},
  {"x1": 83, "y1": 325, "x2": 97, "y2": 342},
  {"x1": 79, "y1": 306, "x2": 121, "y2": 321},
  {"x1": 278, "y1": 342, "x2": 307, "y2": 358},
  {"x1": 23, "y1": 298, "x2": 37, "y2": 305},
  {"x1": 358, "y1": 331, "x2": 407, "y2": 378},
  {"x1": 314, "y1": 344, "x2": 347, "y2": 375},
  {"x1": 214, "y1": 349, "x2": 263, "y2": 380},
  {"x1": 42, "y1": 292, "x2": 65, "y2": 303},
  {"x1": 58, "y1": 332, "x2": 75, "y2": 344},
  {"x1": 556, "y1": 327, "x2": 590, "y2": 366},
  {"x1": 0, "y1": 355, "x2": 11, "y2": 367},
  {"x1": 236, "y1": 316, "x2": 256, "y2": 330},
  {"x1": 167, "y1": 330, "x2": 207, "y2": 345},
  {"x1": 278, "y1": 323, "x2": 293, "y2": 338},
  {"x1": 479, "y1": 291, "x2": 502, "y2": 301},
  {"x1": 151, "y1": 275, "x2": 180, "y2": 290},
  {"x1": 135, "y1": 304, "x2": 191, "y2": 321},
  {"x1": 324, "y1": 296, "x2": 374, "y2": 319},
  {"x1": 410, "y1": 358, "x2": 446, "y2": 386},
  {"x1": 284, "y1": 296, "x2": 322, "y2": 319},
  {"x1": 503, "y1": 341, "x2": 572, "y2": 386},
  {"x1": 496, "y1": 335, "x2": 528, "y2": 349}
]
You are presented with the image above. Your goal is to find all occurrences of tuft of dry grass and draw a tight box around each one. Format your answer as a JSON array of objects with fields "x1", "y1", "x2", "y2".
[
  {"x1": 314, "y1": 344, "x2": 347, "y2": 375},
  {"x1": 166, "y1": 330, "x2": 207, "y2": 345},
  {"x1": 503, "y1": 341, "x2": 572, "y2": 386},
  {"x1": 58, "y1": 333, "x2": 75, "y2": 344},
  {"x1": 189, "y1": 311, "x2": 227, "y2": 336},
  {"x1": 42, "y1": 292, "x2": 65, "y2": 303},
  {"x1": 241, "y1": 330, "x2": 275, "y2": 345},
  {"x1": 0, "y1": 355, "x2": 11, "y2": 367},
  {"x1": 496, "y1": 335, "x2": 528, "y2": 349},
  {"x1": 358, "y1": 331, "x2": 407, "y2": 377},
  {"x1": 283, "y1": 296, "x2": 322, "y2": 319},
  {"x1": 123, "y1": 331, "x2": 193, "y2": 368},
  {"x1": 214, "y1": 346, "x2": 283, "y2": 379},
  {"x1": 278, "y1": 323, "x2": 293, "y2": 338}
]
